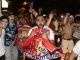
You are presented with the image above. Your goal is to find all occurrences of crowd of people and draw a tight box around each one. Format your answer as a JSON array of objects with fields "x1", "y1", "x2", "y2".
[{"x1": 0, "y1": 5, "x2": 80, "y2": 60}]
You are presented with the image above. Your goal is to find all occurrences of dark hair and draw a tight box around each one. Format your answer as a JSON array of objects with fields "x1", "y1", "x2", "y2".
[
  {"x1": 0, "y1": 16, "x2": 9, "y2": 21},
  {"x1": 36, "y1": 15, "x2": 42, "y2": 18},
  {"x1": 8, "y1": 12, "x2": 14, "y2": 16},
  {"x1": 75, "y1": 16, "x2": 80, "y2": 20}
]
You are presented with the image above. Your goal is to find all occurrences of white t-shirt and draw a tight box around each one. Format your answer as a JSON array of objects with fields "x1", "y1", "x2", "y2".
[
  {"x1": 0, "y1": 29, "x2": 5, "y2": 56},
  {"x1": 73, "y1": 40, "x2": 80, "y2": 60},
  {"x1": 28, "y1": 26, "x2": 54, "y2": 40}
]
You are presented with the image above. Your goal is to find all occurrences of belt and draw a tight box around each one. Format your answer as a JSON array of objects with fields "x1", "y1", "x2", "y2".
[{"x1": 62, "y1": 38, "x2": 73, "y2": 40}]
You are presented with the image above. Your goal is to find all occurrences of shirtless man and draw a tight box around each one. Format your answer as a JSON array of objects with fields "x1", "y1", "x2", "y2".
[{"x1": 61, "y1": 13, "x2": 80, "y2": 60}]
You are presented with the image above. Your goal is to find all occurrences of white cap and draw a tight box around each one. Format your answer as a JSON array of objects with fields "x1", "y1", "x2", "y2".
[{"x1": 69, "y1": 15, "x2": 74, "y2": 21}]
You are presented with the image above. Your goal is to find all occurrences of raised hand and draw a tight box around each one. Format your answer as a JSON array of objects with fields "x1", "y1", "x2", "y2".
[
  {"x1": 66, "y1": 13, "x2": 70, "y2": 16},
  {"x1": 46, "y1": 13, "x2": 54, "y2": 26},
  {"x1": 49, "y1": 13, "x2": 54, "y2": 19}
]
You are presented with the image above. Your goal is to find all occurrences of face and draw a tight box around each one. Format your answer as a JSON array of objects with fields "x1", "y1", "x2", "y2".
[
  {"x1": 20, "y1": 18, "x2": 26, "y2": 25},
  {"x1": 68, "y1": 16, "x2": 74, "y2": 23},
  {"x1": 36, "y1": 16, "x2": 45, "y2": 28},
  {"x1": 2, "y1": 19, "x2": 8, "y2": 28},
  {"x1": 8, "y1": 15, "x2": 14, "y2": 23}
]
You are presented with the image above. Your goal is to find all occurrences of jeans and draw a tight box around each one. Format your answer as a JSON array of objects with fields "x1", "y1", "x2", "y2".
[{"x1": 5, "y1": 46, "x2": 18, "y2": 60}]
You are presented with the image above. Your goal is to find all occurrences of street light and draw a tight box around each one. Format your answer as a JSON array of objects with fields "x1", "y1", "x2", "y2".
[
  {"x1": 2, "y1": 0, "x2": 8, "y2": 8},
  {"x1": 23, "y1": 1, "x2": 28, "y2": 6},
  {"x1": 1, "y1": 0, "x2": 8, "y2": 12}
]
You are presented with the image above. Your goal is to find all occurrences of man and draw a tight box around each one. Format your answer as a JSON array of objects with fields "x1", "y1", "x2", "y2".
[
  {"x1": 16, "y1": 16, "x2": 31, "y2": 60},
  {"x1": 61, "y1": 13, "x2": 80, "y2": 60},
  {"x1": 5, "y1": 13, "x2": 18, "y2": 60},
  {"x1": 22, "y1": 15, "x2": 56, "y2": 60},
  {"x1": 69, "y1": 40, "x2": 80, "y2": 60},
  {"x1": 0, "y1": 16, "x2": 8, "y2": 60}
]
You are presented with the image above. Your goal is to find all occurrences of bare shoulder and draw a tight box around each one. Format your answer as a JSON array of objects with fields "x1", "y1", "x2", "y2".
[{"x1": 73, "y1": 23, "x2": 80, "y2": 27}]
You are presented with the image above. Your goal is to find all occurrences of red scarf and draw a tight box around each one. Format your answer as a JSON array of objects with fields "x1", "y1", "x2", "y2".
[{"x1": 21, "y1": 28, "x2": 56, "y2": 52}]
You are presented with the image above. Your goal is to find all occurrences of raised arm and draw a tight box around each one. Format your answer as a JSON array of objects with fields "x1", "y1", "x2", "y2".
[
  {"x1": 29, "y1": 8, "x2": 38, "y2": 18},
  {"x1": 63, "y1": 13, "x2": 70, "y2": 25},
  {"x1": 45, "y1": 13, "x2": 53, "y2": 26}
]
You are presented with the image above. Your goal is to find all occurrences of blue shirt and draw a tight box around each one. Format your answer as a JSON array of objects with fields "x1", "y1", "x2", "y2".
[{"x1": 5, "y1": 23, "x2": 18, "y2": 46}]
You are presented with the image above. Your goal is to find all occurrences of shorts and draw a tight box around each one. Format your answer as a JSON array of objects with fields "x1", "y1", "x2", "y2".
[{"x1": 61, "y1": 39, "x2": 74, "y2": 53}]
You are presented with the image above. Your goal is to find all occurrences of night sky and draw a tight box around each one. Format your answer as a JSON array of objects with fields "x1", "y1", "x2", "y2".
[{"x1": 8, "y1": 0, "x2": 80, "y2": 14}]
